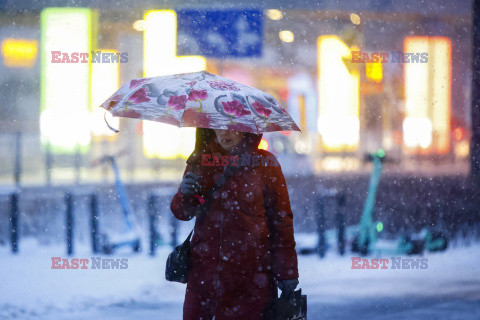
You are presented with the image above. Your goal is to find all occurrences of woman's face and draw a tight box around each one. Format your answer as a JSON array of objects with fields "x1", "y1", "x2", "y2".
[{"x1": 214, "y1": 129, "x2": 244, "y2": 151}]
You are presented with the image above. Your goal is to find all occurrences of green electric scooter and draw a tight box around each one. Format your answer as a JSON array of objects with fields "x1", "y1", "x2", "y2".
[
  {"x1": 298, "y1": 149, "x2": 448, "y2": 257},
  {"x1": 351, "y1": 149, "x2": 448, "y2": 256}
]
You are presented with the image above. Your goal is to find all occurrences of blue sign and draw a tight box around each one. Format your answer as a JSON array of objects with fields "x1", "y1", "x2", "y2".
[{"x1": 176, "y1": 9, "x2": 263, "y2": 58}]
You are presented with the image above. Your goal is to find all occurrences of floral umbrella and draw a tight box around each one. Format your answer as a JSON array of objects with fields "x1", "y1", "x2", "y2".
[{"x1": 100, "y1": 71, "x2": 300, "y2": 134}]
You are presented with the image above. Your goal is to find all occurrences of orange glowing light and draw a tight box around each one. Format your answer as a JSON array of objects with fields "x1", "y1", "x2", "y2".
[
  {"x1": 453, "y1": 127, "x2": 464, "y2": 141},
  {"x1": 393, "y1": 131, "x2": 402, "y2": 145},
  {"x1": 143, "y1": 10, "x2": 206, "y2": 159},
  {"x1": 1, "y1": 38, "x2": 38, "y2": 68},
  {"x1": 366, "y1": 61, "x2": 382, "y2": 83},
  {"x1": 135, "y1": 121, "x2": 144, "y2": 136},
  {"x1": 317, "y1": 35, "x2": 360, "y2": 152},
  {"x1": 258, "y1": 139, "x2": 269, "y2": 150},
  {"x1": 403, "y1": 36, "x2": 451, "y2": 154}
]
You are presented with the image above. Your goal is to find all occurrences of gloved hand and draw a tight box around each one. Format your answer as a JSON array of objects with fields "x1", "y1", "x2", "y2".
[
  {"x1": 180, "y1": 172, "x2": 202, "y2": 196},
  {"x1": 277, "y1": 279, "x2": 299, "y2": 298}
]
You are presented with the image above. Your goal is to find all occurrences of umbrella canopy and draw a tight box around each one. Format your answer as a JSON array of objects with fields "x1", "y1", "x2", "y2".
[{"x1": 99, "y1": 71, "x2": 300, "y2": 134}]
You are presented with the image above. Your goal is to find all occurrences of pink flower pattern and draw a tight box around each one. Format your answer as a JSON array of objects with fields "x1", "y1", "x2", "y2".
[
  {"x1": 265, "y1": 122, "x2": 285, "y2": 132},
  {"x1": 251, "y1": 100, "x2": 272, "y2": 118},
  {"x1": 222, "y1": 100, "x2": 251, "y2": 117},
  {"x1": 209, "y1": 81, "x2": 241, "y2": 91},
  {"x1": 182, "y1": 108, "x2": 212, "y2": 127},
  {"x1": 106, "y1": 94, "x2": 123, "y2": 110},
  {"x1": 167, "y1": 95, "x2": 187, "y2": 110},
  {"x1": 188, "y1": 90, "x2": 208, "y2": 101},
  {"x1": 101, "y1": 71, "x2": 300, "y2": 134},
  {"x1": 226, "y1": 122, "x2": 256, "y2": 133},
  {"x1": 115, "y1": 109, "x2": 142, "y2": 119},
  {"x1": 129, "y1": 78, "x2": 149, "y2": 89},
  {"x1": 128, "y1": 88, "x2": 150, "y2": 103},
  {"x1": 156, "y1": 114, "x2": 181, "y2": 126}
]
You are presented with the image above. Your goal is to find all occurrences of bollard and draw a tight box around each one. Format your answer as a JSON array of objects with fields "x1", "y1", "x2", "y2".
[
  {"x1": 336, "y1": 192, "x2": 346, "y2": 255},
  {"x1": 150, "y1": 188, "x2": 177, "y2": 250},
  {"x1": 315, "y1": 196, "x2": 327, "y2": 258},
  {"x1": 65, "y1": 193, "x2": 74, "y2": 255},
  {"x1": 148, "y1": 194, "x2": 157, "y2": 256},
  {"x1": 45, "y1": 142, "x2": 53, "y2": 185},
  {"x1": 14, "y1": 132, "x2": 22, "y2": 187},
  {"x1": 10, "y1": 192, "x2": 18, "y2": 254},
  {"x1": 74, "y1": 145, "x2": 81, "y2": 185},
  {"x1": 90, "y1": 194, "x2": 99, "y2": 254}
]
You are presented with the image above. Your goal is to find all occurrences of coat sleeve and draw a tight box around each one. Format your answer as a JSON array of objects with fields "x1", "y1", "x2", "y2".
[
  {"x1": 264, "y1": 156, "x2": 299, "y2": 281},
  {"x1": 170, "y1": 164, "x2": 204, "y2": 221}
]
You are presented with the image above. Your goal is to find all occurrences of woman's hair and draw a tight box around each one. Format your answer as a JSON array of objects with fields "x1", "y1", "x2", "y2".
[
  {"x1": 186, "y1": 128, "x2": 217, "y2": 165},
  {"x1": 186, "y1": 128, "x2": 262, "y2": 165},
  {"x1": 194, "y1": 128, "x2": 216, "y2": 152}
]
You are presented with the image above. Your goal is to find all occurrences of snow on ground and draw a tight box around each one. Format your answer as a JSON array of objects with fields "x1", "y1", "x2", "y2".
[{"x1": 0, "y1": 235, "x2": 479, "y2": 320}]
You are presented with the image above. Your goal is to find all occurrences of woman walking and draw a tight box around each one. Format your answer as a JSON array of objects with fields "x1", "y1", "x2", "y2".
[{"x1": 171, "y1": 128, "x2": 299, "y2": 320}]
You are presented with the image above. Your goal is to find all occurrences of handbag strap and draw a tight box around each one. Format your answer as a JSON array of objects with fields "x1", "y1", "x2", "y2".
[
  {"x1": 199, "y1": 165, "x2": 241, "y2": 216},
  {"x1": 183, "y1": 230, "x2": 194, "y2": 245},
  {"x1": 185, "y1": 165, "x2": 242, "y2": 240}
]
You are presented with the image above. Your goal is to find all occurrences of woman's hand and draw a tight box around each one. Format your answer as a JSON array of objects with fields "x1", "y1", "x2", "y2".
[
  {"x1": 180, "y1": 172, "x2": 202, "y2": 196},
  {"x1": 278, "y1": 278, "x2": 299, "y2": 298}
]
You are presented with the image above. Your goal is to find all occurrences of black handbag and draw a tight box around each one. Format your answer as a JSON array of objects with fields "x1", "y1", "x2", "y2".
[
  {"x1": 264, "y1": 289, "x2": 307, "y2": 320},
  {"x1": 165, "y1": 230, "x2": 193, "y2": 283},
  {"x1": 165, "y1": 165, "x2": 240, "y2": 283}
]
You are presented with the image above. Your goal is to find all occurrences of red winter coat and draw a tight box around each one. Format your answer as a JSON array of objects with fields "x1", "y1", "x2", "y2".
[{"x1": 171, "y1": 130, "x2": 298, "y2": 320}]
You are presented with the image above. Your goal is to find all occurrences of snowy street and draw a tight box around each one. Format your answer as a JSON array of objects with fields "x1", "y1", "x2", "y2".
[
  {"x1": 1, "y1": 238, "x2": 479, "y2": 320},
  {"x1": 1, "y1": 0, "x2": 479, "y2": 319}
]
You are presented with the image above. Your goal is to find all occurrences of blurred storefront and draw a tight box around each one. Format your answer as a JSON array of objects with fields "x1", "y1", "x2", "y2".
[{"x1": 0, "y1": 0, "x2": 472, "y2": 184}]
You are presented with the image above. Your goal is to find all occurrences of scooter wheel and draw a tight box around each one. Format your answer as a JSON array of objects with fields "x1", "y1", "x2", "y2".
[
  {"x1": 133, "y1": 239, "x2": 141, "y2": 252},
  {"x1": 351, "y1": 234, "x2": 369, "y2": 256},
  {"x1": 103, "y1": 244, "x2": 113, "y2": 255},
  {"x1": 407, "y1": 239, "x2": 425, "y2": 255},
  {"x1": 100, "y1": 234, "x2": 113, "y2": 255}
]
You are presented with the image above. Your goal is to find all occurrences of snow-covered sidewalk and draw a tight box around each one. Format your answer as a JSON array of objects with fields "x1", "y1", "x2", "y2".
[{"x1": 1, "y1": 237, "x2": 479, "y2": 320}]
